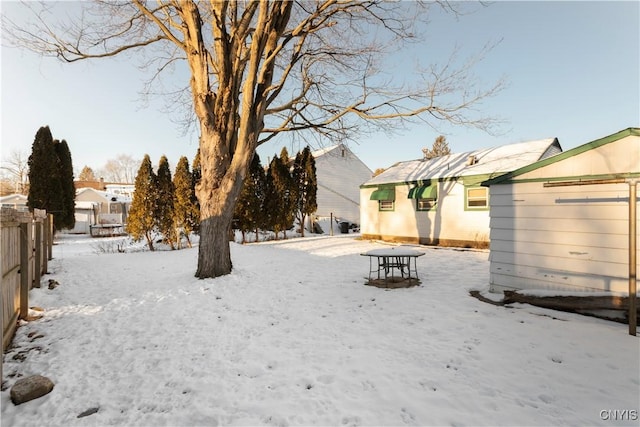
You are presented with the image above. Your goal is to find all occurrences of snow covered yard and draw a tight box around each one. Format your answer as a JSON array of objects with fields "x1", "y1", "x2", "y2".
[{"x1": 1, "y1": 234, "x2": 638, "y2": 427}]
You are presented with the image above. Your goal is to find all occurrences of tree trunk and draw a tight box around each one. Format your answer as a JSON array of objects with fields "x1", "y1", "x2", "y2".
[
  {"x1": 194, "y1": 129, "x2": 254, "y2": 278},
  {"x1": 145, "y1": 231, "x2": 154, "y2": 251},
  {"x1": 196, "y1": 214, "x2": 233, "y2": 278},
  {"x1": 299, "y1": 213, "x2": 306, "y2": 237}
]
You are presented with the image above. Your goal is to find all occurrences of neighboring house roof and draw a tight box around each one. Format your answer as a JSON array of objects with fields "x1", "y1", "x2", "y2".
[
  {"x1": 362, "y1": 138, "x2": 562, "y2": 187},
  {"x1": 0, "y1": 194, "x2": 28, "y2": 204},
  {"x1": 311, "y1": 144, "x2": 373, "y2": 174},
  {"x1": 484, "y1": 127, "x2": 640, "y2": 186},
  {"x1": 75, "y1": 179, "x2": 134, "y2": 191},
  {"x1": 312, "y1": 143, "x2": 374, "y2": 195},
  {"x1": 76, "y1": 187, "x2": 132, "y2": 203}
]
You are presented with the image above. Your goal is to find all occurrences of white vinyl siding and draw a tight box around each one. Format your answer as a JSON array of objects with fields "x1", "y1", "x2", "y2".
[{"x1": 489, "y1": 179, "x2": 637, "y2": 293}]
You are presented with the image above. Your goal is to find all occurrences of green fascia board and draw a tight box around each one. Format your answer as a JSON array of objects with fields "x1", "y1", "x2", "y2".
[
  {"x1": 484, "y1": 127, "x2": 640, "y2": 186},
  {"x1": 488, "y1": 172, "x2": 640, "y2": 185},
  {"x1": 361, "y1": 178, "x2": 446, "y2": 189},
  {"x1": 461, "y1": 173, "x2": 501, "y2": 187},
  {"x1": 408, "y1": 184, "x2": 437, "y2": 199},
  {"x1": 370, "y1": 186, "x2": 396, "y2": 200}
]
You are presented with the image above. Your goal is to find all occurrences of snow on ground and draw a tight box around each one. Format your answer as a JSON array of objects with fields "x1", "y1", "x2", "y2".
[{"x1": 1, "y1": 234, "x2": 639, "y2": 427}]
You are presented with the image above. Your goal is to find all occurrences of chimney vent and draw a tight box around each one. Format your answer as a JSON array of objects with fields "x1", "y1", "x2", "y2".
[{"x1": 467, "y1": 155, "x2": 477, "y2": 166}]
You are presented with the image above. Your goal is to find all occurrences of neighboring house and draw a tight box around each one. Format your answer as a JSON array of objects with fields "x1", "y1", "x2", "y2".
[
  {"x1": 485, "y1": 127, "x2": 640, "y2": 294},
  {"x1": 311, "y1": 144, "x2": 373, "y2": 225},
  {"x1": 360, "y1": 138, "x2": 562, "y2": 248},
  {"x1": 75, "y1": 178, "x2": 108, "y2": 191},
  {"x1": 0, "y1": 194, "x2": 28, "y2": 211},
  {"x1": 68, "y1": 188, "x2": 131, "y2": 235},
  {"x1": 75, "y1": 179, "x2": 135, "y2": 197},
  {"x1": 104, "y1": 183, "x2": 135, "y2": 198}
]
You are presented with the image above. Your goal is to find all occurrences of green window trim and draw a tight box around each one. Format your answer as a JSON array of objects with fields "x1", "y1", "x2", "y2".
[
  {"x1": 378, "y1": 200, "x2": 395, "y2": 211},
  {"x1": 465, "y1": 186, "x2": 489, "y2": 211}
]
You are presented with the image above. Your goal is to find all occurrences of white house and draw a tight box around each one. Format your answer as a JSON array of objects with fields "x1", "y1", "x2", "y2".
[
  {"x1": 311, "y1": 144, "x2": 373, "y2": 226},
  {"x1": 360, "y1": 138, "x2": 562, "y2": 248},
  {"x1": 486, "y1": 127, "x2": 640, "y2": 294},
  {"x1": 0, "y1": 194, "x2": 28, "y2": 211},
  {"x1": 67, "y1": 188, "x2": 131, "y2": 235}
]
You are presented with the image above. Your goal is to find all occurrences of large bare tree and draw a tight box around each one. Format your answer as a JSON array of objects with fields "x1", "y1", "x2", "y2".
[
  {"x1": 98, "y1": 154, "x2": 141, "y2": 183},
  {"x1": 3, "y1": 1, "x2": 503, "y2": 278}
]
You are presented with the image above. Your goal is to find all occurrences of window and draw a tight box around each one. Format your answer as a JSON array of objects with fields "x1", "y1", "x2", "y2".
[
  {"x1": 417, "y1": 198, "x2": 436, "y2": 211},
  {"x1": 466, "y1": 187, "x2": 488, "y2": 209},
  {"x1": 379, "y1": 200, "x2": 394, "y2": 211},
  {"x1": 408, "y1": 183, "x2": 437, "y2": 211},
  {"x1": 371, "y1": 185, "x2": 396, "y2": 211}
]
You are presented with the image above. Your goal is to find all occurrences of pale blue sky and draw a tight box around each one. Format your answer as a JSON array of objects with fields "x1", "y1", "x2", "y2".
[{"x1": 1, "y1": 1, "x2": 639, "y2": 175}]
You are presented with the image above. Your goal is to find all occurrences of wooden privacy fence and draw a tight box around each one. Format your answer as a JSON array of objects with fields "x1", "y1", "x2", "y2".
[{"x1": 1, "y1": 207, "x2": 53, "y2": 363}]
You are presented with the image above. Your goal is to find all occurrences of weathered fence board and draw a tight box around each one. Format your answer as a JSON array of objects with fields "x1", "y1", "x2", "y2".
[{"x1": 1, "y1": 208, "x2": 51, "y2": 382}]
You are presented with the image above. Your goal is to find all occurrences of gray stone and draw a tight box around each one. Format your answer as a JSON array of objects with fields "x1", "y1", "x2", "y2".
[
  {"x1": 77, "y1": 407, "x2": 99, "y2": 418},
  {"x1": 10, "y1": 375, "x2": 54, "y2": 405}
]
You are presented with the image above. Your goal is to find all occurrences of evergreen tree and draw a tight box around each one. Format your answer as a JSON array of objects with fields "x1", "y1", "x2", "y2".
[
  {"x1": 422, "y1": 135, "x2": 452, "y2": 160},
  {"x1": 78, "y1": 165, "x2": 97, "y2": 181},
  {"x1": 264, "y1": 153, "x2": 294, "y2": 240},
  {"x1": 54, "y1": 139, "x2": 76, "y2": 230},
  {"x1": 292, "y1": 146, "x2": 317, "y2": 237},
  {"x1": 27, "y1": 126, "x2": 64, "y2": 231},
  {"x1": 234, "y1": 153, "x2": 266, "y2": 243},
  {"x1": 126, "y1": 155, "x2": 157, "y2": 251},
  {"x1": 279, "y1": 147, "x2": 297, "y2": 239},
  {"x1": 28, "y1": 126, "x2": 56, "y2": 211},
  {"x1": 263, "y1": 155, "x2": 279, "y2": 239},
  {"x1": 155, "y1": 155, "x2": 176, "y2": 249},
  {"x1": 191, "y1": 149, "x2": 201, "y2": 234},
  {"x1": 173, "y1": 156, "x2": 199, "y2": 248}
]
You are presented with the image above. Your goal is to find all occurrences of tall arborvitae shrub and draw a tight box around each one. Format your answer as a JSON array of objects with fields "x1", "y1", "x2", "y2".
[
  {"x1": 54, "y1": 139, "x2": 76, "y2": 230},
  {"x1": 27, "y1": 126, "x2": 63, "y2": 230},
  {"x1": 155, "y1": 155, "x2": 176, "y2": 249},
  {"x1": 191, "y1": 149, "x2": 201, "y2": 234},
  {"x1": 279, "y1": 147, "x2": 297, "y2": 239},
  {"x1": 264, "y1": 153, "x2": 294, "y2": 240},
  {"x1": 263, "y1": 155, "x2": 280, "y2": 239},
  {"x1": 173, "y1": 156, "x2": 199, "y2": 248},
  {"x1": 127, "y1": 155, "x2": 157, "y2": 251},
  {"x1": 293, "y1": 146, "x2": 317, "y2": 237},
  {"x1": 234, "y1": 153, "x2": 266, "y2": 243}
]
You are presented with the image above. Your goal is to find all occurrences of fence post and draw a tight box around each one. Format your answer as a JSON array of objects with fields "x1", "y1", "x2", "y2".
[
  {"x1": 46, "y1": 214, "x2": 53, "y2": 261},
  {"x1": 43, "y1": 216, "x2": 49, "y2": 274},
  {"x1": 19, "y1": 222, "x2": 29, "y2": 320},
  {"x1": 34, "y1": 221, "x2": 42, "y2": 288},
  {"x1": 330, "y1": 213, "x2": 334, "y2": 236}
]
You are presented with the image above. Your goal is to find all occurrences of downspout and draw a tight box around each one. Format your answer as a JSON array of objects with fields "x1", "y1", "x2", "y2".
[{"x1": 629, "y1": 179, "x2": 637, "y2": 336}]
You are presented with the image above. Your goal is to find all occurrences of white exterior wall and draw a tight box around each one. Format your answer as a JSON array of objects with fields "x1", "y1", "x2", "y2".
[
  {"x1": 76, "y1": 189, "x2": 109, "y2": 213},
  {"x1": 489, "y1": 134, "x2": 640, "y2": 293},
  {"x1": 67, "y1": 210, "x2": 94, "y2": 234},
  {"x1": 360, "y1": 181, "x2": 491, "y2": 245},
  {"x1": 314, "y1": 147, "x2": 372, "y2": 224}
]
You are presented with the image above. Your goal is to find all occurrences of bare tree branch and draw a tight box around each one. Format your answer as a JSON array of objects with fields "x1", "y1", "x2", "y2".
[{"x1": 2, "y1": 0, "x2": 505, "y2": 278}]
